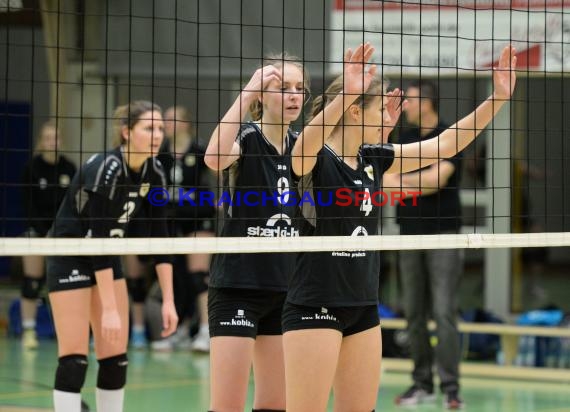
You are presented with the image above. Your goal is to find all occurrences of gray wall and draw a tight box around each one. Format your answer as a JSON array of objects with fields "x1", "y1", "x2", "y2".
[
  {"x1": 102, "y1": 0, "x2": 332, "y2": 142},
  {"x1": 0, "y1": 27, "x2": 51, "y2": 142}
]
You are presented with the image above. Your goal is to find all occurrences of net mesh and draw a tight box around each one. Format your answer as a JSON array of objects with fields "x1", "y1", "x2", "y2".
[{"x1": 1, "y1": 0, "x2": 569, "y2": 256}]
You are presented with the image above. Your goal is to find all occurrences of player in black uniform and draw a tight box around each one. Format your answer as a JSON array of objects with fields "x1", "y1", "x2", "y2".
[
  {"x1": 283, "y1": 43, "x2": 517, "y2": 411},
  {"x1": 204, "y1": 54, "x2": 309, "y2": 411},
  {"x1": 20, "y1": 120, "x2": 76, "y2": 349},
  {"x1": 155, "y1": 105, "x2": 216, "y2": 352},
  {"x1": 46, "y1": 101, "x2": 178, "y2": 412}
]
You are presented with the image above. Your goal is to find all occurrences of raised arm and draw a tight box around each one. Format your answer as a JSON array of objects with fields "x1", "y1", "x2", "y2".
[
  {"x1": 387, "y1": 45, "x2": 517, "y2": 174},
  {"x1": 205, "y1": 65, "x2": 282, "y2": 171},
  {"x1": 292, "y1": 43, "x2": 377, "y2": 176},
  {"x1": 383, "y1": 160, "x2": 456, "y2": 197}
]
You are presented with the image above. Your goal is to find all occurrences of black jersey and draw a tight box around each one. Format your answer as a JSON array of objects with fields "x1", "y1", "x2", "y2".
[
  {"x1": 21, "y1": 154, "x2": 77, "y2": 236},
  {"x1": 209, "y1": 122, "x2": 299, "y2": 291},
  {"x1": 157, "y1": 139, "x2": 215, "y2": 226},
  {"x1": 395, "y1": 122, "x2": 462, "y2": 234},
  {"x1": 287, "y1": 144, "x2": 395, "y2": 307},
  {"x1": 49, "y1": 147, "x2": 170, "y2": 271}
]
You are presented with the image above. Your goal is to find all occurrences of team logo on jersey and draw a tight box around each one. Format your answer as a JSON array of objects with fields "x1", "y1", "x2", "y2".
[
  {"x1": 39, "y1": 178, "x2": 48, "y2": 190},
  {"x1": 364, "y1": 165, "x2": 374, "y2": 180},
  {"x1": 59, "y1": 174, "x2": 70, "y2": 187},
  {"x1": 184, "y1": 154, "x2": 196, "y2": 167},
  {"x1": 110, "y1": 228, "x2": 125, "y2": 238},
  {"x1": 139, "y1": 182, "x2": 150, "y2": 197},
  {"x1": 38, "y1": 177, "x2": 47, "y2": 190},
  {"x1": 171, "y1": 164, "x2": 184, "y2": 184},
  {"x1": 246, "y1": 213, "x2": 299, "y2": 237},
  {"x1": 351, "y1": 226, "x2": 368, "y2": 236},
  {"x1": 331, "y1": 226, "x2": 368, "y2": 258}
]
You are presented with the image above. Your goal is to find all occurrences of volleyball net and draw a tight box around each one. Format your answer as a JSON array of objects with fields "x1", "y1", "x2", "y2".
[{"x1": 1, "y1": 0, "x2": 569, "y2": 260}]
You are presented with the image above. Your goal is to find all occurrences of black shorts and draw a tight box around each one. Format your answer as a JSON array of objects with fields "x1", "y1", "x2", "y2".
[
  {"x1": 208, "y1": 287, "x2": 286, "y2": 338},
  {"x1": 282, "y1": 302, "x2": 380, "y2": 337},
  {"x1": 46, "y1": 256, "x2": 123, "y2": 292}
]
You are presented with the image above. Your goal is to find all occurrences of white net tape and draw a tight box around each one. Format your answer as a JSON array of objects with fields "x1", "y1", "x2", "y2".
[{"x1": 2, "y1": 232, "x2": 570, "y2": 256}]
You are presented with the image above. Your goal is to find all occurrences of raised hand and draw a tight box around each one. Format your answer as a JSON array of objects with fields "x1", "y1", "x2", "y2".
[
  {"x1": 382, "y1": 88, "x2": 407, "y2": 141},
  {"x1": 493, "y1": 45, "x2": 517, "y2": 101},
  {"x1": 343, "y1": 43, "x2": 377, "y2": 97},
  {"x1": 242, "y1": 64, "x2": 282, "y2": 103}
]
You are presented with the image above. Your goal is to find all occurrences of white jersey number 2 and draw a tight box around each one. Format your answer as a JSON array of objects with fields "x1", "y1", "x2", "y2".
[{"x1": 118, "y1": 201, "x2": 136, "y2": 224}]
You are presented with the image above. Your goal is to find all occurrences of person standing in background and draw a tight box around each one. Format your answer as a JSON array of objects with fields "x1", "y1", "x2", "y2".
[
  {"x1": 386, "y1": 80, "x2": 465, "y2": 409},
  {"x1": 46, "y1": 101, "x2": 178, "y2": 412},
  {"x1": 20, "y1": 120, "x2": 76, "y2": 349},
  {"x1": 155, "y1": 105, "x2": 216, "y2": 352}
]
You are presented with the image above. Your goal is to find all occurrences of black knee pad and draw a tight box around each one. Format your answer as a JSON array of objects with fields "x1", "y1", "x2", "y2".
[
  {"x1": 97, "y1": 353, "x2": 128, "y2": 390},
  {"x1": 21, "y1": 275, "x2": 45, "y2": 299},
  {"x1": 126, "y1": 277, "x2": 147, "y2": 303},
  {"x1": 191, "y1": 271, "x2": 209, "y2": 294},
  {"x1": 54, "y1": 355, "x2": 88, "y2": 393}
]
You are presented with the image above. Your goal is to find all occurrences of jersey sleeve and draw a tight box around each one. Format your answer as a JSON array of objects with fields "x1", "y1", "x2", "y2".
[
  {"x1": 236, "y1": 123, "x2": 257, "y2": 153},
  {"x1": 82, "y1": 154, "x2": 123, "y2": 201},
  {"x1": 359, "y1": 144, "x2": 396, "y2": 175}
]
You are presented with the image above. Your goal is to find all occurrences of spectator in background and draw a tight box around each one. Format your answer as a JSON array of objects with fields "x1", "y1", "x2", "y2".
[
  {"x1": 385, "y1": 79, "x2": 465, "y2": 409},
  {"x1": 153, "y1": 106, "x2": 216, "y2": 352},
  {"x1": 20, "y1": 120, "x2": 76, "y2": 349}
]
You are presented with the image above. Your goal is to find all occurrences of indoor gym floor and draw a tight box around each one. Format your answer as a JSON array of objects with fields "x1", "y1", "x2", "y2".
[{"x1": 0, "y1": 338, "x2": 569, "y2": 411}]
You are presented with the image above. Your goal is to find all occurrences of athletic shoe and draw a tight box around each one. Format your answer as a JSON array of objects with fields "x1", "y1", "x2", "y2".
[
  {"x1": 444, "y1": 390, "x2": 465, "y2": 410},
  {"x1": 175, "y1": 336, "x2": 193, "y2": 350},
  {"x1": 395, "y1": 385, "x2": 436, "y2": 406},
  {"x1": 190, "y1": 330, "x2": 210, "y2": 353},
  {"x1": 22, "y1": 328, "x2": 39, "y2": 350},
  {"x1": 130, "y1": 329, "x2": 148, "y2": 349},
  {"x1": 150, "y1": 338, "x2": 174, "y2": 352}
]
